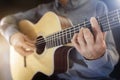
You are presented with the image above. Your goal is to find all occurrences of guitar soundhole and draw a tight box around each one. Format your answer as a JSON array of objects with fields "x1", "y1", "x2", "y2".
[{"x1": 36, "y1": 36, "x2": 46, "y2": 54}]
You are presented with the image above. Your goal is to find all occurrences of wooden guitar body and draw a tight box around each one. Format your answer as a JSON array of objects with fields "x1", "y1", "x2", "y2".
[
  {"x1": 10, "y1": 12, "x2": 73, "y2": 80},
  {"x1": 10, "y1": 8, "x2": 119, "y2": 80}
]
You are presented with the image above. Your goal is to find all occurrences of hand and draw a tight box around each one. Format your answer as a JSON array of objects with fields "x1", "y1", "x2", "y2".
[
  {"x1": 71, "y1": 17, "x2": 106, "y2": 60},
  {"x1": 10, "y1": 32, "x2": 35, "y2": 56}
]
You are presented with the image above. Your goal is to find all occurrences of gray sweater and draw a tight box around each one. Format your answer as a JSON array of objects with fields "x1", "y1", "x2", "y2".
[
  {"x1": 0, "y1": 0, "x2": 119, "y2": 80},
  {"x1": 0, "y1": 0, "x2": 107, "y2": 42}
]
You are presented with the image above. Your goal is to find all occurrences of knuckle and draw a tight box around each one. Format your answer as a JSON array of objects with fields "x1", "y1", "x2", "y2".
[{"x1": 77, "y1": 35, "x2": 81, "y2": 40}]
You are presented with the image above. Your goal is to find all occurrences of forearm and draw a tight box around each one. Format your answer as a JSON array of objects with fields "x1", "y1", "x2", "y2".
[
  {"x1": 84, "y1": 31, "x2": 119, "y2": 76},
  {"x1": 0, "y1": 7, "x2": 40, "y2": 43},
  {"x1": 0, "y1": 15, "x2": 19, "y2": 43}
]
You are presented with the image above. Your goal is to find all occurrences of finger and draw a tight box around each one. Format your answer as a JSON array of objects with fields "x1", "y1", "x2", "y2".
[
  {"x1": 90, "y1": 17, "x2": 101, "y2": 33},
  {"x1": 15, "y1": 47, "x2": 33, "y2": 56},
  {"x1": 21, "y1": 43, "x2": 35, "y2": 52},
  {"x1": 71, "y1": 33, "x2": 81, "y2": 51},
  {"x1": 25, "y1": 41, "x2": 35, "y2": 48},
  {"x1": 90, "y1": 17, "x2": 104, "y2": 43},
  {"x1": 103, "y1": 32, "x2": 106, "y2": 40},
  {"x1": 96, "y1": 32, "x2": 105, "y2": 44},
  {"x1": 77, "y1": 28, "x2": 86, "y2": 48},
  {"x1": 83, "y1": 28, "x2": 94, "y2": 45},
  {"x1": 24, "y1": 35, "x2": 35, "y2": 44}
]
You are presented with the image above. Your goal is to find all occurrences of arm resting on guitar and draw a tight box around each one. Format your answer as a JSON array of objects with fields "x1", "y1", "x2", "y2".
[{"x1": 0, "y1": 6, "x2": 41, "y2": 43}]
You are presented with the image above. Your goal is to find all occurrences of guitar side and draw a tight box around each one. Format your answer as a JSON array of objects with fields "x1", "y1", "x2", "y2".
[{"x1": 10, "y1": 12, "x2": 72, "y2": 80}]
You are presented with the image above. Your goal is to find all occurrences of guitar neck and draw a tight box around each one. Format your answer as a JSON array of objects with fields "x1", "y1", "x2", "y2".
[{"x1": 37, "y1": 9, "x2": 120, "y2": 48}]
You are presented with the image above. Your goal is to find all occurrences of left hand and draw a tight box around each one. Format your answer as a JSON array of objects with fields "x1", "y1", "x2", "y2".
[{"x1": 71, "y1": 17, "x2": 106, "y2": 60}]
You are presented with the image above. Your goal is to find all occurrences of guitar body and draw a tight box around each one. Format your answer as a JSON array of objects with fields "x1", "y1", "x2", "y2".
[
  {"x1": 9, "y1": 8, "x2": 120, "y2": 80},
  {"x1": 10, "y1": 12, "x2": 73, "y2": 80}
]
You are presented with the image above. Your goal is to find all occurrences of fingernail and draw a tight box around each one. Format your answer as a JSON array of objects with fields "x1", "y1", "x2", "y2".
[
  {"x1": 25, "y1": 48, "x2": 31, "y2": 51},
  {"x1": 84, "y1": 28, "x2": 87, "y2": 31}
]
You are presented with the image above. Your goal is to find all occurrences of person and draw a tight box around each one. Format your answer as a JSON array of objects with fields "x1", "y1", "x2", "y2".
[{"x1": 0, "y1": 0, "x2": 119, "y2": 80}]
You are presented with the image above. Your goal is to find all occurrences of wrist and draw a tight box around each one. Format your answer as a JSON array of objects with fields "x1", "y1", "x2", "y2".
[{"x1": 83, "y1": 51, "x2": 106, "y2": 60}]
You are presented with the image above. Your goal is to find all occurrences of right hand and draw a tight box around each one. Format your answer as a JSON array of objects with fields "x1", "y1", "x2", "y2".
[{"x1": 10, "y1": 32, "x2": 35, "y2": 56}]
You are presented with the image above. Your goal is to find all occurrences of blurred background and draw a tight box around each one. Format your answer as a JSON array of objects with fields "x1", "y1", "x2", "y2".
[{"x1": 0, "y1": 0, "x2": 120, "y2": 80}]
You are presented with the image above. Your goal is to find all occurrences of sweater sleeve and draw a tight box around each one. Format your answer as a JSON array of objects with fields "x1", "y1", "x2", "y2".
[
  {"x1": 83, "y1": 31, "x2": 119, "y2": 76},
  {"x1": 83, "y1": 1, "x2": 119, "y2": 76},
  {"x1": 95, "y1": 0, "x2": 108, "y2": 16},
  {"x1": 0, "y1": 6, "x2": 42, "y2": 43}
]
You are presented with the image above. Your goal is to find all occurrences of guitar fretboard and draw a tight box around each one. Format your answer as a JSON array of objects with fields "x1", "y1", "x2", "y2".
[{"x1": 37, "y1": 9, "x2": 120, "y2": 48}]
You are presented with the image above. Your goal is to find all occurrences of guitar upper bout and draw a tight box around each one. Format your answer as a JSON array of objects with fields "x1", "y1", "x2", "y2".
[{"x1": 19, "y1": 20, "x2": 37, "y2": 40}]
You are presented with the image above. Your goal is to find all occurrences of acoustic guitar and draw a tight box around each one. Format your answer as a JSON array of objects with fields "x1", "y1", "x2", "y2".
[{"x1": 10, "y1": 9, "x2": 120, "y2": 80}]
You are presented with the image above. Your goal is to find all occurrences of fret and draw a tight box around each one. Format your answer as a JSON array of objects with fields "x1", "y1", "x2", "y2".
[
  {"x1": 51, "y1": 35, "x2": 54, "y2": 47},
  {"x1": 59, "y1": 32, "x2": 62, "y2": 45},
  {"x1": 108, "y1": 10, "x2": 120, "y2": 29},
  {"x1": 70, "y1": 26, "x2": 74, "y2": 33},
  {"x1": 73, "y1": 26, "x2": 76, "y2": 34},
  {"x1": 49, "y1": 36, "x2": 53, "y2": 47},
  {"x1": 53, "y1": 35, "x2": 56, "y2": 47},
  {"x1": 55, "y1": 32, "x2": 59, "y2": 46},
  {"x1": 55, "y1": 33, "x2": 59, "y2": 46},
  {"x1": 116, "y1": 9, "x2": 120, "y2": 27},
  {"x1": 49, "y1": 36, "x2": 52, "y2": 48},
  {"x1": 62, "y1": 31, "x2": 65, "y2": 45},
  {"x1": 54, "y1": 32, "x2": 57, "y2": 46},
  {"x1": 71, "y1": 27, "x2": 75, "y2": 39},
  {"x1": 61, "y1": 31, "x2": 65, "y2": 45},
  {"x1": 106, "y1": 13, "x2": 111, "y2": 31},
  {"x1": 55, "y1": 35, "x2": 60, "y2": 46},
  {"x1": 50, "y1": 36, "x2": 53, "y2": 48},
  {"x1": 77, "y1": 24, "x2": 80, "y2": 29},
  {"x1": 99, "y1": 14, "x2": 109, "y2": 32},
  {"x1": 46, "y1": 37, "x2": 50, "y2": 48},
  {"x1": 52, "y1": 34, "x2": 55, "y2": 47},
  {"x1": 76, "y1": 26, "x2": 79, "y2": 33},
  {"x1": 54, "y1": 34, "x2": 57, "y2": 47},
  {"x1": 66, "y1": 28, "x2": 72, "y2": 43},
  {"x1": 65, "y1": 29, "x2": 69, "y2": 43},
  {"x1": 81, "y1": 21, "x2": 87, "y2": 28},
  {"x1": 50, "y1": 35, "x2": 53, "y2": 47},
  {"x1": 75, "y1": 24, "x2": 80, "y2": 33},
  {"x1": 117, "y1": 9, "x2": 120, "y2": 23},
  {"x1": 99, "y1": 14, "x2": 107, "y2": 24},
  {"x1": 63, "y1": 30, "x2": 68, "y2": 44},
  {"x1": 53, "y1": 34, "x2": 56, "y2": 46},
  {"x1": 118, "y1": 9, "x2": 120, "y2": 20},
  {"x1": 76, "y1": 24, "x2": 80, "y2": 32},
  {"x1": 70, "y1": 27, "x2": 74, "y2": 41},
  {"x1": 109, "y1": 10, "x2": 119, "y2": 23},
  {"x1": 84, "y1": 21, "x2": 86, "y2": 27},
  {"x1": 45, "y1": 37, "x2": 48, "y2": 47}
]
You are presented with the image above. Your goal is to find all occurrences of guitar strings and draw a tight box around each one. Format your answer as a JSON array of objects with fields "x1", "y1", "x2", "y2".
[
  {"x1": 36, "y1": 21, "x2": 119, "y2": 47},
  {"x1": 36, "y1": 15, "x2": 120, "y2": 46},
  {"x1": 98, "y1": 10, "x2": 120, "y2": 26},
  {"x1": 36, "y1": 9, "x2": 120, "y2": 46},
  {"x1": 38, "y1": 23, "x2": 117, "y2": 44},
  {"x1": 36, "y1": 19, "x2": 119, "y2": 46}
]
